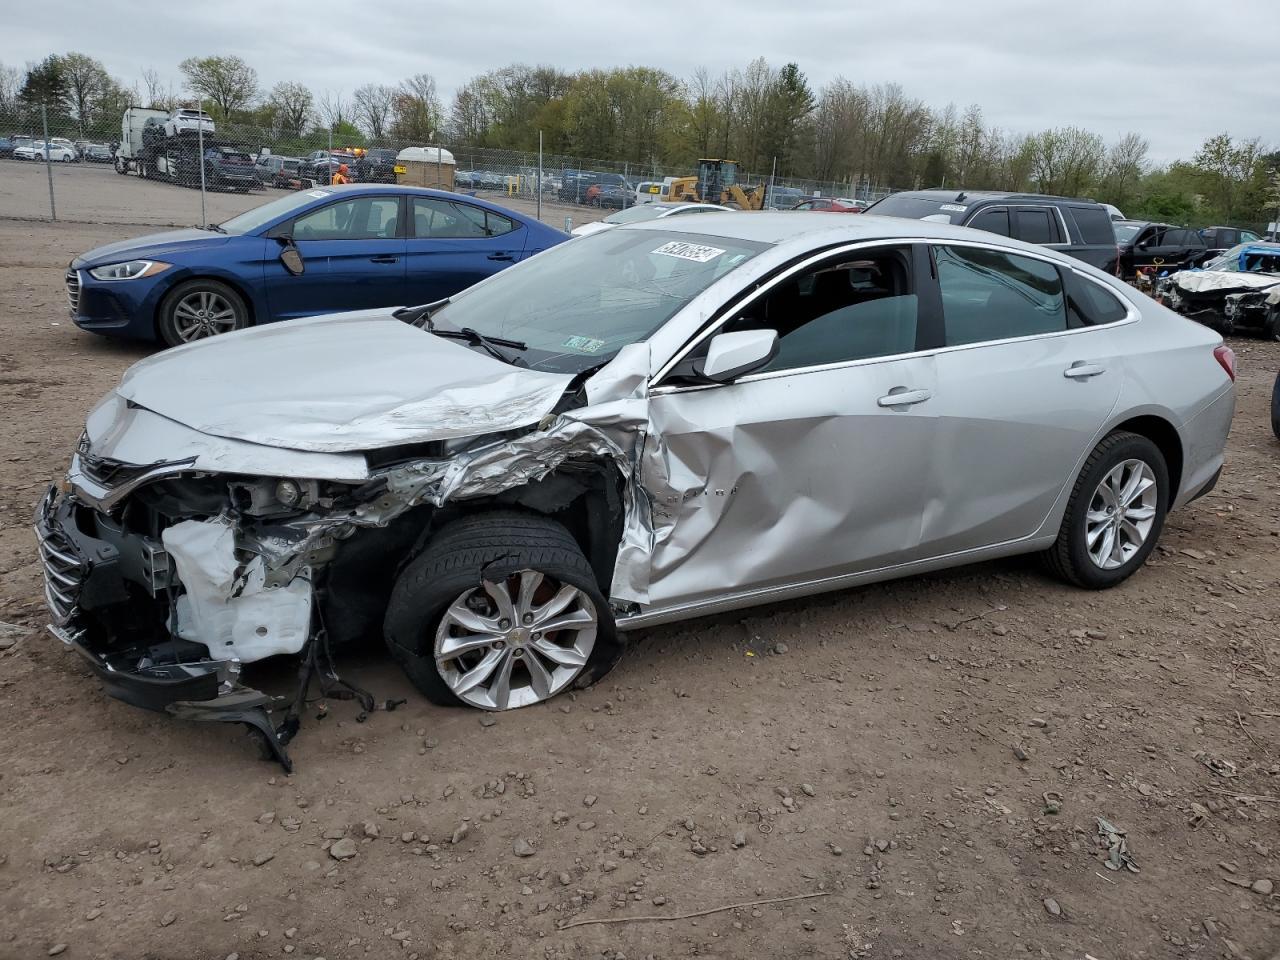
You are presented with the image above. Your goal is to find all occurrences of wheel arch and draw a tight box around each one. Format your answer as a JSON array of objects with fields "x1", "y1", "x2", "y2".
[
  {"x1": 1107, "y1": 414, "x2": 1184, "y2": 499},
  {"x1": 152, "y1": 272, "x2": 260, "y2": 339}
]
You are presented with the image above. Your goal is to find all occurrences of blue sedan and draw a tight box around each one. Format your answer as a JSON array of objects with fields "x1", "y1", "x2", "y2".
[{"x1": 67, "y1": 184, "x2": 569, "y2": 346}]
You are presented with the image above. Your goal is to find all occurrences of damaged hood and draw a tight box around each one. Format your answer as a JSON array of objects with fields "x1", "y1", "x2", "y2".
[
  {"x1": 1173, "y1": 270, "x2": 1280, "y2": 294},
  {"x1": 115, "y1": 311, "x2": 574, "y2": 453}
]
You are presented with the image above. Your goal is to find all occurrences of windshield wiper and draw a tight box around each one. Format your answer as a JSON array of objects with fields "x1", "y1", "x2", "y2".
[
  {"x1": 430, "y1": 326, "x2": 528, "y2": 366},
  {"x1": 392, "y1": 298, "x2": 450, "y2": 326}
]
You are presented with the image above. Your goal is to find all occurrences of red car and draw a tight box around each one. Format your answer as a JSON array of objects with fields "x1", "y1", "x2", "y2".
[{"x1": 791, "y1": 197, "x2": 864, "y2": 213}]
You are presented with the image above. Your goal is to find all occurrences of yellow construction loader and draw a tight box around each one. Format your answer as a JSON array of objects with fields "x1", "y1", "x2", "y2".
[{"x1": 666, "y1": 159, "x2": 769, "y2": 209}]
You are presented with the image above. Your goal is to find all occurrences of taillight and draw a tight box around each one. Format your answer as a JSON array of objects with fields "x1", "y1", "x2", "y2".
[{"x1": 1213, "y1": 344, "x2": 1236, "y2": 382}]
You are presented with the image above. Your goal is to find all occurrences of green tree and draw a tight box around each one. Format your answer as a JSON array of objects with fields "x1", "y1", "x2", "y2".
[
  {"x1": 20, "y1": 55, "x2": 68, "y2": 113},
  {"x1": 265, "y1": 81, "x2": 313, "y2": 139},
  {"x1": 179, "y1": 55, "x2": 258, "y2": 119}
]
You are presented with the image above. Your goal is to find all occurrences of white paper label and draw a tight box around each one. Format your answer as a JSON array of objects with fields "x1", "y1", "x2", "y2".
[
  {"x1": 651, "y1": 241, "x2": 726, "y2": 263},
  {"x1": 308, "y1": 190, "x2": 331, "y2": 198},
  {"x1": 939, "y1": 204, "x2": 967, "y2": 213}
]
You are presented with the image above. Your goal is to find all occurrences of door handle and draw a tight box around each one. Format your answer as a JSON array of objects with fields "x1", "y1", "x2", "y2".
[
  {"x1": 487, "y1": 252, "x2": 515, "y2": 262},
  {"x1": 1063, "y1": 362, "x2": 1105, "y2": 379},
  {"x1": 369, "y1": 255, "x2": 398, "y2": 264},
  {"x1": 877, "y1": 387, "x2": 932, "y2": 408}
]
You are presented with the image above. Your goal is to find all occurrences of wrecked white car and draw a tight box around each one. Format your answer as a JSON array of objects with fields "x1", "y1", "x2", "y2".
[
  {"x1": 36, "y1": 215, "x2": 1235, "y2": 768},
  {"x1": 1159, "y1": 242, "x2": 1280, "y2": 335}
]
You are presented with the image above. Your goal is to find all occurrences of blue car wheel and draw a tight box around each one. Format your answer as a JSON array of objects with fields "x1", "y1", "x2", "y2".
[{"x1": 158, "y1": 279, "x2": 249, "y2": 347}]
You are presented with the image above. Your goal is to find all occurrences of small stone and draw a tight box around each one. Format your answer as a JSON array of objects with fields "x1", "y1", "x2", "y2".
[
  {"x1": 602, "y1": 860, "x2": 618, "y2": 872},
  {"x1": 831, "y1": 845, "x2": 843, "y2": 856},
  {"x1": 252, "y1": 852, "x2": 275, "y2": 867},
  {"x1": 875, "y1": 839, "x2": 889, "y2": 853},
  {"x1": 774, "y1": 642, "x2": 789, "y2": 655},
  {"x1": 328, "y1": 838, "x2": 358, "y2": 860},
  {"x1": 577, "y1": 821, "x2": 596, "y2": 831},
  {"x1": 1013, "y1": 745, "x2": 1028, "y2": 762},
  {"x1": 1028, "y1": 718, "x2": 1048, "y2": 728},
  {"x1": 1043, "y1": 897, "x2": 1062, "y2": 917},
  {"x1": 451, "y1": 825, "x2": 470, "y2": 845},
  {"x1": 362, "y1": 822, "x2": 379, "y2": 839},
  {"x1": 85, "y1": 908, "x2": 102, "y2": 921},
  {"x1": 583, "y1": 795, "x2": 597, "y2": 807},
  {"x1": 1251, "y1": 878, "x2": 1274, "y2": 895},
  {"x1": 800, "y1": 783, "x2": 816, "y2": 797},
  {"x1": 257, "y1": 812, "x2": 276, "y2": 825},
  {"x1": 732, "y1": 830, "x2": 747, "y2": 848},
  {"x1": 558, "y1": 872, "x2": 572, "y2": 886},
  {"x1": 513, "y1": 838, "x2": 535, "y2": 857},
  {"x1": 801, "y1": 920, "x2": 815, "y2": 931},
  {"x1": 551, "y1": 810, "x2": 569, "y2": 824},
  {"x1": 401, "y1": 831, "x2": 415, "y2": 843},
  {"x1": 479, "y1": 715, "x2": 496, "y2": 727},
  {"x1": 652, "y1": 895, "x2": 667, "y2": 906},
  {"x1": 160, "y1": 911, "x2": 178, "y2": 927},
  {"x1": 48, "y1": 946, "x2": 67, "y2": 957},
  {"x1": 992, "y1": 624, "x2": 1009, "y2": 636}
]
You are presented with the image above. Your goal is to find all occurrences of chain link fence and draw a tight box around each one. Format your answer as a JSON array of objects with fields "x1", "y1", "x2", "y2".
[{"x1": 1, "y1": 102, "x2": 904, "y2": 227}]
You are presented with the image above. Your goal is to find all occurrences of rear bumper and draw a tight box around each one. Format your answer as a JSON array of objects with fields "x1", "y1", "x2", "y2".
[{"x1": 1174, "y1": 386, "x2": 1235, "y2": 510}]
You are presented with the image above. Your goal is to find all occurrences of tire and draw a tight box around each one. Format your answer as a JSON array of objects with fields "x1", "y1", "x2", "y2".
[
  {"x1": 1271, "y1": 372, "x2": 1280, "y2": 442},
  {"x1": 156, "y1": 279, "x2": 249, "y2": 347},
  {"x1": 1042, "y1": 431, "x2": 1169, "y2": 589},
  {"x1": 1263, "y1": 310, "x2": 1280, "y2": 343},
  {"x1": 384, "y1": 511, "x2": 624, "y2": 710}
]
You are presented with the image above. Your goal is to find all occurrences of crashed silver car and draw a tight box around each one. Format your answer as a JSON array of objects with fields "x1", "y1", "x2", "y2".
[{"x1": 36, "y1": 214, "x2": 1235, "y2": 767}]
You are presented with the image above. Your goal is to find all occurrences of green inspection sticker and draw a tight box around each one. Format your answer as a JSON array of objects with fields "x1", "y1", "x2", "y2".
[{"x1": 563, "y1": 335, "x2": 606, "y2": 353}]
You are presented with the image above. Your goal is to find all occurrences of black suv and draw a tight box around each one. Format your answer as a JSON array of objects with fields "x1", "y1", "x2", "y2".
[
  {"x1": 865, "y1": 190, "x2": 1119, "y2": 274},
  {"x1": 1113, "y1": 221, "x2": 1210, "y2": 278}
]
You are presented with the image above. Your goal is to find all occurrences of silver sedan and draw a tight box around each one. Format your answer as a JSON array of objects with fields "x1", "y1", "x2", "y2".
[{"x1": 38, "y1": 213, "x2": 1235, "y2": 762}]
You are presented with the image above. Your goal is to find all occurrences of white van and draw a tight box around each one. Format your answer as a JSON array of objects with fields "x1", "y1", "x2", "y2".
[{"x1": 635, "y1": 179, "x2": 675, "y2": 204}]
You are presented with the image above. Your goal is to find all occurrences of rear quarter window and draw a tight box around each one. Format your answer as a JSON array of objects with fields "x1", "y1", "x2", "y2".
[
  {"x1": 1068, "y1": 206, "x2": 1116, "y2": 246},
  {"x1": 1064, "y1": 270, "x2": 1129, "y2": 326}
]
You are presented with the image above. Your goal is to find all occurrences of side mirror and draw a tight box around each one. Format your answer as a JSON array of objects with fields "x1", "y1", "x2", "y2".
[
  {"x1": 278, "y1": 237, "x2": 304, "y2": 276},
  {"x1": 696, "y1": 329, "x2": 778, "y2": 383}
]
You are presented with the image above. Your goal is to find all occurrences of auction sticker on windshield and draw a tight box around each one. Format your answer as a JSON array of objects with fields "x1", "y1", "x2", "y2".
[
  {"x1": 563, "y1": 335, "x2": 606, "y2": 354},
  {"x1": 651, "y1": 241, "x2": 726, "y2": 263}
]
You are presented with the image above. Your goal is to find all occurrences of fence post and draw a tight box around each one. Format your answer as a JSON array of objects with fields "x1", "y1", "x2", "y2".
[
  {"x1": 537, "y1": 131, "x2": 543, "y2": 222},
  {"x1": 40, "y1": 104, "x2": 56, "y2": 221},
  {"x1": 197, "y1": 98, "x2": 208, "y2": 226}
]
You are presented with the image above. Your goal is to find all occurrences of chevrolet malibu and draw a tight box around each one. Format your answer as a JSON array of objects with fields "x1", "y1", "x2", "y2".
[
  {"x1": 65, "y1": 183, "x2": 567, "y2": 347},
  {"x1": 36, "y1": 214, "x2": 1235, "y2": 767}
]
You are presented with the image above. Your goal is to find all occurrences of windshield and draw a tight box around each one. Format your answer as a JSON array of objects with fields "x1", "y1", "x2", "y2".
[
  {"x1": 603, "y1": 205, "x2": 667, "y2": 225},
  {"x1": 219, "y1": 189, "x2": 335, "y2": 235},
  {"x1": 866, "y1": 194, "x2": 967, "y2": 223},
  {"x1": 1202, "y1": 243, "x2": 1251, "y2": 272},
  {"x1": 430, "y1": 229, "x2": 769, "y2": 374},
  {"x1": 1114, "y1": 223, "x2": 1143, "y2": 243}
]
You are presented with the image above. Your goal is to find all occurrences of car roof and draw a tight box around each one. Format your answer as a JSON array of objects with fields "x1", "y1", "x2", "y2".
[
  {"x1": 886, "y1": 189, "x2": 1105, "y2": 206},
  {"x1": 316, "y1": 183, "x2": 539, "y2": 218},
  {"x1": 620, "y1": 210, "x2": 1060, "y2": 251}
]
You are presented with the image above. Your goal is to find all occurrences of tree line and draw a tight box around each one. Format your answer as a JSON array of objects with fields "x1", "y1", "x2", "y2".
[{"x1": 2, "y1": 52, "x2": 1277, "y2": 226}]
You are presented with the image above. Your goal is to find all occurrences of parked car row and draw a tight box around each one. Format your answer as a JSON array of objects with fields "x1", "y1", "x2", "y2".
[
  {"x1": 2, "y1": 135, "x2": 115, "y2": 162},
  {"x1": 39, "y1": 203, "x2": 1236, "y2": 768}
]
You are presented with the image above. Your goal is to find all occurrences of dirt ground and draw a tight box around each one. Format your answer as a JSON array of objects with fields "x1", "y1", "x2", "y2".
[{"x1": 0, "y1": 176, "x2": 1278, "y2": 960}]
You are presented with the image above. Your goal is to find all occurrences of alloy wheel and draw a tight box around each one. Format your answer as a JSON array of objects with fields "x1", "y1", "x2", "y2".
[
  {"x1": 434, "y1": 570, "x2": 598, "y2": 710},
  {"x1": 171, "y1": 290, "x2": 239, "y2": 341},
  {"x1": 1085, "y1": 459, "x2": 1158, "y2": 570}
]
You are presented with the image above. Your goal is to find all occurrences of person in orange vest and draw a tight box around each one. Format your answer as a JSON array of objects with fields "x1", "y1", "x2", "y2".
[{"x1": 331, "y1": 163, "x2": 351, "y2": 185}]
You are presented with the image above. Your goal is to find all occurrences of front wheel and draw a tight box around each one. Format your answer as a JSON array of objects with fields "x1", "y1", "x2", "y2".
[
  {"x1": 1270, "y1": 372, "x2": 1280, "y2": 441},
  {"x1": 1263, "y1": 310, "x2": 1280, "y2": 343},
  {"x1": 157, "y1": 279, "x2": 249, "y2": 347},
  {"x1": 1042, "y1": 431, "x2": 1169, "y2": 589},
  {"x1": 385, "y1": 512, "x2": 624, "y2": 710}
]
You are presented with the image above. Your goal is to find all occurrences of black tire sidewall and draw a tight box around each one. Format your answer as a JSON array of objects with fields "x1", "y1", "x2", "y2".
[
  {"x1": 384, "y1": 513, "x2": 622, "y2": 709},
  {"x1": 157, "y1": 279, "x2": 248, "y2": 347},
  {"x1": 1271, "y1": 372, "x2": 1280, "y2": 441},
  {"x1": 1062, "y1": 434, "x2": 1169, "y2": 588}
]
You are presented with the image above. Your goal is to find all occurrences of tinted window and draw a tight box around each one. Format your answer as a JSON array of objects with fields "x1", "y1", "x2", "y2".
[
  {"x1": 1162, "y1": 229, "x2": 1188, "y2": 246},
  {"x1": 936, "y1": 245, "x2": 1067, "y2": 345},
  {"x1": 1015, "y1": 208, "x2": 1057, "y2": 244},
  {"x1": 1064, "y1": 270, "x2": 1129, "y2": 327},
  {"x1": 866, "y1": 195, "x2": 967, "y2": 224},
  {"x1": 1069, "y1": 206, "x2": 1116, "y2": 245},
  {"x1": 1242, "y1": 231, "x2": 1262, "y2": 243},
  {"x1": 723, "y1": 247, "x2": 918, "y2": 372},
  {"x1": 413, "y1": 198, "x2": 516, "y2": 238},
  {"x1": 967, "y1": 207, "x2": 1011, "y2": 237},
  {"x1": 292, "y1": 197, "x2": 400, "y2": 240}
]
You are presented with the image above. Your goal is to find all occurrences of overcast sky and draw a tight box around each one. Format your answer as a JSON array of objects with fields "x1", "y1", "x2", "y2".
[{"x1": 4, "y1": 0, "x2": 1277, "y2": 162}]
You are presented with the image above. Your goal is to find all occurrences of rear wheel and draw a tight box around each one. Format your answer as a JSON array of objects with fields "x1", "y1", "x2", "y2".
[
  {"x1": 1263, "y1": 309, "x2": 1280, "y2": 343},
  {"x1": 1042, "y1": 431, "x2": 1169, "y2": 589},
  {"x1": 157, "y1": 279, "x2": 249, "y2": 347},
  {"x1": 1271, "y1": 372, "x2": 1280, "y2": 441},
  {"x1": 385, "y1": 512, "x2": 623, "y2": 710}
]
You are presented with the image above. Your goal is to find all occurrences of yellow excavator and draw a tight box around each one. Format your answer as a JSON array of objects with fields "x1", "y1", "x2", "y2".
[{"x1": 667, "y1": 159, "x2": 769, "y2": 209}]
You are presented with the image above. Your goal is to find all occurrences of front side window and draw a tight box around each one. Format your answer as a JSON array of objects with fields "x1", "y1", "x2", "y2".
[
  {"x1": 720, "y1": 246, "x2": 919, "y2": 372},
  {"x1": 936, "y1": 245, "x2": 1067, "y2": 345},
  {"x1": 291, "y1": 197, "x2": 401, "y2": 241}
]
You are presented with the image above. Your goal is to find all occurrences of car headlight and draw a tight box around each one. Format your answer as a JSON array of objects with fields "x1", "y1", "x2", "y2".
[{"x1": 87, "y1": 260, "x2": 171, "y2": 281}]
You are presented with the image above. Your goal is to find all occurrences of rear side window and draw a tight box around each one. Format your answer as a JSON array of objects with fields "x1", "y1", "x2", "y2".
[
  {"x1": 967, "y1": 207, "x2": 1011, "y2": 237},
  {"x1": 936, "y1": 245, "x2": 1067, "y2": 345},
  {"x1": 1064, "y1": 270, "x2": 1129, "y2": 327},
  {"x1": 1014, "y1": 208, "x2": 1058, "y2": 244},
  {"x1": 1069, "y1": 206, "x2": 1116, "y2": 245},
  {"x1": 413, "y1": 198, "x2": 516, "y2": 238},
  {"x1": 1163, "y1": 229, "x2": 1188, "y2": 246}
]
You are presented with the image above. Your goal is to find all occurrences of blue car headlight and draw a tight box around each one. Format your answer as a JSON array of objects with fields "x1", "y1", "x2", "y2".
[{"x1": 87, "y1": 260, "x2": 172, "y2": 281}]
